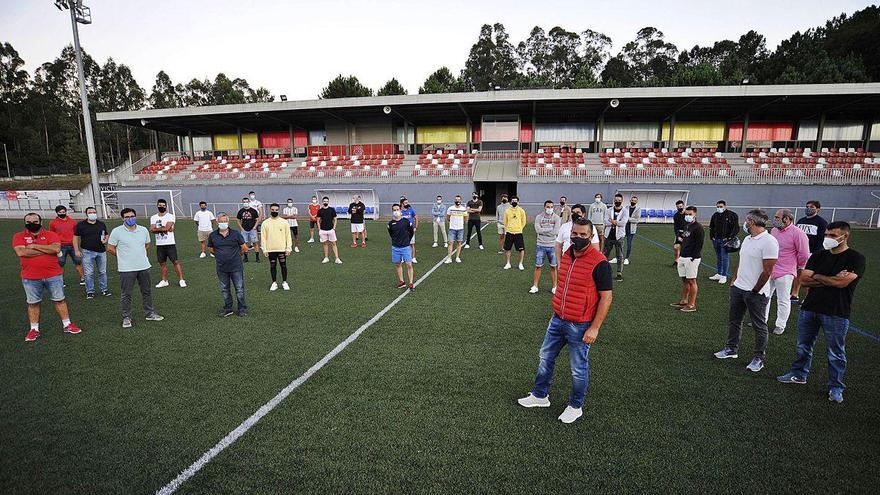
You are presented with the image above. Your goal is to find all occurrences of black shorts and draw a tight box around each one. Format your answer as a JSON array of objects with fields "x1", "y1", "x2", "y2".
[
  {"x1": 290, "y1": 226, "x2": 299, "y2": 238},
  {"x1": 157, "y1": 245, "x2": 178, "y2": 263},
  {"x1": 309, "y1": 220, "x2": 317, "y2": 228},
  {"x1": 268, "y1": 252, "x2": 287, "y2": 262},
  {"x1": 503, "y1": 233, "x2": 525, "y2": 251}
]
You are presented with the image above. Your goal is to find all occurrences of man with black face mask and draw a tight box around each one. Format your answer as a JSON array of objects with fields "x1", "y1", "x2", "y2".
[
  {"x1": 465, "y1": 192, "x2": 484, "y2": 250},
  {"x1": 603, "y1": 193, "x2": 629, "y2": 281},
  {"x1": 49, "y1": 205, "x2": 84, "y2": 285},
  {"x1": 672, "y1": 200, "x2": 686, "y2": 266},
  {"x1": 518, "y1": 218, "x2": 613, "y2": 424},
  {"x1": 14, "y1": 212, "x2": 82, "y2": 341}
]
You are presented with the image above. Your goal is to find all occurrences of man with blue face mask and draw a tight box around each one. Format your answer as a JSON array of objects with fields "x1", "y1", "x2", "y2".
[
  {"x1": 107, "y1": 208, "x2": 164, "y2": 328},
  {"x1": 73, "y1": 206, "x2": 110, "y2": 299}
]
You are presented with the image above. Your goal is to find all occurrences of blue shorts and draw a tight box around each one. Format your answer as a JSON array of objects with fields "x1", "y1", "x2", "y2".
[
  {"x1": 58, "y1": 244, "x2": 81, "y2": 266},
  {"x1": 449, "y1": 229, "x2": 464, "y2": 242},
  {"x1": 22, "y1": 274, "x2": 65, "y2": 304},
  {"x1": 535, "y1": 245, "x2": 557, "y2": 268},
  {"x1": 391, "y1": 246, "x2": 413, "y2": 264},
  {"x1": 241, "y1": 229, "x2": 258, "y2": 244}
]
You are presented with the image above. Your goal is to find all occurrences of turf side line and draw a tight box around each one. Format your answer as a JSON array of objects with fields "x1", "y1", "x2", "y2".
[
  {"x1": 155, "y1": 221, "x2": 492, "y2": 495},
  {"x1": 634, "y1": 232, "x2": 880, "y2": 343}
]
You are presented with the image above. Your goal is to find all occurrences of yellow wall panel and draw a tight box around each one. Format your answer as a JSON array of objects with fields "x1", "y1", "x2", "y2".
[
  {"x1": 212, "y1": 133, "x2": 258, "y2": 150},
  {"x1": 241, "y1": 133, "x2": 258, "y2": 149},
  {"x1": 416, "y1": 125, "x2": 468, "y2": 144},
  {"x1": 661, "y1": 122, "x2": 725, "y2": 141}
]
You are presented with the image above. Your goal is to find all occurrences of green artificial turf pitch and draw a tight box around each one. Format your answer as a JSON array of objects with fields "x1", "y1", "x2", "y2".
[{"x1": 1, "y1": 219, "x2": 878, "y2": 493}]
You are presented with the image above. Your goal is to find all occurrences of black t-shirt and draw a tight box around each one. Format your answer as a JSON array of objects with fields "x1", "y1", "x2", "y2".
[
  {"x1": 796, "y1": 215, "x2": 829, "y2": 253},
  {"x1": 317, "y1": 206, "x2": 337, "y2": 231},
  {"x1": 680, "y1": 222, "x2": 705, "y2": 258},
  {"x1": 236, "y1": 207, "x2": 259, "y2": 231},
  {"x1": 672, "y1": 210, "x2": 686, "y2": 236},
  {"x1": 74, "y1": 220, "x2": 108, "y2": 253},
  {"x1": 467, "y1": 199, "x2": 482, "y2": 220},
  {"x1": 349, "y1": 201, "x2": 366, "y2": 224},
  {"x1": 387, "y1": 218, "x2": 413, "y2": 248},
  {"x1": 593, "y1": 259, "x2": 613, "y2": 291},
  {"x1": 802, "y1": 248, "x2": 866, "y2": 318}
]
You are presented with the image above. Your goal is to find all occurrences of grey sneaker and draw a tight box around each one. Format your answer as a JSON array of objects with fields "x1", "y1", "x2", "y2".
[
  {"x1": 773, "y1": 326, "x2": 785, "y2": 335},
  {"x1": 122, "y1": 318, "x2": 132, "y2": 329},
  {"x1": 714, "y1": 348, "x2": 738, "y2": 359},
  {"x1": 145, "y1": 313, "x2": 164, "y2": 321},
  {"x1": 777, "y1": 372, "x2": 806, "y2": 384},
  {"x1": 746, "y1": 357, "x2": 765, "y2": 372},
  {"x1": 828, "y1": 388, "x2": 844, "y2": 403}
]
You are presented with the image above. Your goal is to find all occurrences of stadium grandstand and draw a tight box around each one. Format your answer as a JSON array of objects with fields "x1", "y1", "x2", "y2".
[{"x1": 96, "y1": 83, "x2": 880, "y2": 225}]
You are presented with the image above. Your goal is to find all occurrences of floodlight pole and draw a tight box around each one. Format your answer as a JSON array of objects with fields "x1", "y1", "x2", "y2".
[
  {"x1": 3, "y1": 142, "x2": 10, "y2": 177},
  {"x1": 66, "y1": 2, "x2": 103, "y2": 217}
]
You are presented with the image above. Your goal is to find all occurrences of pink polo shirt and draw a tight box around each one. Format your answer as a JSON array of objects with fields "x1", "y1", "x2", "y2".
[{"x1": 770, "y1": 224, "x2": 810, "y2": 278}]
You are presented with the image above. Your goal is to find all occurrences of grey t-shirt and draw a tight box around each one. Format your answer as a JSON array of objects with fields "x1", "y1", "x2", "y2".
[
  {"x1": 534, "y1": 213, "x2": 562, "y2": 247},
  {"x1": 496, "y1": 202, "x2": 511, "y2": 224}
]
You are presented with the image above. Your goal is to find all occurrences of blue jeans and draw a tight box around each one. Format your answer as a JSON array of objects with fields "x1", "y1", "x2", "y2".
[
  {"x1": 218, "y1": 270, "x2": 247, "y2": 313},
  {"x1": 790, "y1": 310, "x2": 849, "y2": 390},
  {"x1": 713, "y1": 238, "x2": 730, "y2": 276},
  {"x1": 625, "y1": 232, "x2": 635, "y2": 259},
  {"x1": 81, "y1": 249, "x2": 107, "y2": 293},
  {"x1": 531, "y1": 315, "x2": 592, "y2": 408},
  {"x1": 21, "y1": 275, "x2": 65, "y2": 304}
]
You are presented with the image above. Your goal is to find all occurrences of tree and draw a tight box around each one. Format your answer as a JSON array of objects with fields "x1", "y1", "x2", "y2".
[
  {"x1": 823, "y1": 6, "x2": 880, "y2": 81},
  {"x1": 620, "y1": 27, "x2": 678, "y2": 85},
  {"x1": 461, "y1": 23, "x2": 520, "y2": 90},
  {"x1": 419, "y1": 67, "x2": 462, "y2": 94},
  {"x1": 319, "y1": 74, "x2": 373, "y2": 99},
  {"x1": 149, "y1": 71, "x2": 182, "y2": 109},
  {"x1": 600, "y1": 54, "x2": 635, "y2": 87},
  {"x1": 377, "y1": 78, "x2": 407, "y2": 96},
  {"x1": 181, "y1": 78, "x2": 212, "y2": 107},
  {"x1": 247, "y1": 87, "x2": 274, "y2": 102}
]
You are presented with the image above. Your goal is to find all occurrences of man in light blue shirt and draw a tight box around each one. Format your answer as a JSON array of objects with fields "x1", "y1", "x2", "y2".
[
  {"x1": 108, "y1": 207, "x2": 164, "y2": 328},
  {"x1": 431, "y1": 195, "x2": 448, "y2": 248}
]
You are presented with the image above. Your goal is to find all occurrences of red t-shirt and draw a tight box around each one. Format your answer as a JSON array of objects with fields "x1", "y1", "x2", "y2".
[
  {"x1": 13, "y1": 229, "x2": 64, "y2": 280},
  {"x1": 49, "y1": 216, "x2": 77, "y2": 245},
  {"x1": 308, "y1": 203, "x2": 320, "y2": 220}
]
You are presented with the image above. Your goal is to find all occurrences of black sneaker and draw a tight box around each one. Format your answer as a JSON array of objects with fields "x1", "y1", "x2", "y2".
[
  {"x1": 86, "y1": 292, "x2": 95, "y2": 299},
  {"x1": 102, "y1": 290, "x2": 112, "y2": 297},
  {"x1": 790, "y1": 296, "x2": 800, "y2": 305},
  {"x1": 238, "y1": 311, "x2": 249, "y2": 317},
  {"x1": 79, "y1": 278, "x2": 85, "y2": 286},
  {"x1": 243, "y1": 255, "x2": 249, "y2": 263},
  {"x1": 219, "y1": 309, "x2": 234, "y2": 317},
  {"x1": 615, "y1": 273, "x2": 624, "y2": 281}
]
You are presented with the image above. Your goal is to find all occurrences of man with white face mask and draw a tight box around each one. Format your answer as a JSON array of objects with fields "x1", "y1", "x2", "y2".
[
  {"x1": 307, "y1": 196, "x2": 320, "y2": 243},
  {"x1": 777, "y1": 222, "x2": 865, "y2": 404},
  {"x1": 589, "y1": 194, "x2": 607, "y2": 251},
  {"x1": 208, "y1": 213, "x2": 248, "y2": 317},
  {"x1": 764, "y1": 209, "x2": 810, "y2": 335},
  {"x1": 530, "y1": 200, "x2": 562, "y2": 294},
  {"x1": 282, "y1": 198, "x2": 301, "y2": 253},
  {"x1": 431, "y1": 195, "x2": 448, "y2": 248}
]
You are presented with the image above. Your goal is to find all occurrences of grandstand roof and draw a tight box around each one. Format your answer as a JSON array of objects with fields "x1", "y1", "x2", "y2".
[{"x1": 97, "y1": 83, "x2": 880, "y2": 136}]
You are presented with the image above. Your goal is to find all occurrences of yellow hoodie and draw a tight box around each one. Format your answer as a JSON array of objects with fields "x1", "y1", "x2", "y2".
[
  {"x1": 260, "y1": 216, "x2": 292, "y2": 253},
  {"x1": 503, "y1": 206, "x2": 527, "y2": 234}
]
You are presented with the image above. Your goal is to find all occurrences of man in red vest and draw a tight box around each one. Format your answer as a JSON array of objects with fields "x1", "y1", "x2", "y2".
[{"x1": 518, "y1": 218, "x2": 613, "y2": 424}]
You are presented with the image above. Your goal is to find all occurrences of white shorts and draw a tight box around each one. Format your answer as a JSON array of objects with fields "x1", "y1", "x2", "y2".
[
  {"x1": 677, "y1": 257, "x2": 700, "y2": 279},
  {"x1": 319, "y1": 229, "x2": 337, "y2": 242},
  {"x1": 497, "y1": 224, "x2": 506, "y2": 235},
  {"x1": 351, "y1": 223, "x2": 365, "y2": 233},
  {"x1": 410, "y1": 233, "x2": 416, "y2": 245}
]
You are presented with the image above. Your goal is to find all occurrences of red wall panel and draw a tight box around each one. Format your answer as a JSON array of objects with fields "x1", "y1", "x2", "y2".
[
  {"x1": 294, "y1": 130, "x2": 308, "y2": 148},
  {"x1": 728, "y1": 122, "x2": 794, "y2": 141},
  {"x1": 260, "y1": 131, "x2": 290, "y2": 148},
  {"x1": 472, "y1": 125, "x2": 481, "y2": 143},
  {"x1": 520, "y1": 122, "x2": 533, "y2": 143}
]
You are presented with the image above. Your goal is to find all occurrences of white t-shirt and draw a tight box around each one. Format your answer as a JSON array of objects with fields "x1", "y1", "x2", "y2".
[
  {"x1": 249, "y1": 199, "x2": 263, "y2": 216},
  {"x1": 283, "y1": 206, "x2": 299, "y2": 227},
  {"x1": 447, "y1": 205, "x2": 468, "y2": 230},
  {"x1": 150, "y1": 212, "x2": 176, "y2": 246},
  {"x1": 556, "y1": 221, "x2": 599, "y2": 252},
  {"x1": 193, "y1": 209, "x2": 215, "y2": 231},
  {"x1": 734, "y1": 230, "x2": 779, "y2": 295}
]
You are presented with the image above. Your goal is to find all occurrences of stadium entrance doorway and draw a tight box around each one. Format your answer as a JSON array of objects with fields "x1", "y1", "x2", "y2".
[{"x1": 476, "y1": 181, "x2": 516, "y2": 216}]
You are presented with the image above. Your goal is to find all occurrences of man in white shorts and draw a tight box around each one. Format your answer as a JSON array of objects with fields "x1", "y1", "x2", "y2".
[
  {"x1": 316, "y1": 196, "x2": 342, "y2": 264},
  {"x1": 348, "y1": 194, "x2": 367, "y2": 248},
  {"x1": 444, "y1": 195, "x2": 468, "y2": 264},
  {"x1": 671, "y1": 206, "x2": 704, "y2": 313},
  {"x1": 193, "y1": 201, "x2": 215, "y2": 258}
]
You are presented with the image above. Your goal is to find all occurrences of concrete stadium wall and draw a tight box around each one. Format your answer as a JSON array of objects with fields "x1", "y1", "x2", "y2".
[{"x1": 115, "y1": 183, "x2": 880, "y2": 224}]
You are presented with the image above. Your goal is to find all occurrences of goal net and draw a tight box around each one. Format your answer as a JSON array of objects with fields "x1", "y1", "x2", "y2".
[{"x1": 101, "y1": 189, "x2": 183, "y2": 219}]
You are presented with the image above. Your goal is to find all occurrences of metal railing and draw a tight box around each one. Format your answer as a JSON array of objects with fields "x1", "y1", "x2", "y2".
[
  {"x1": 519, "y1": 166, "x2": 880, "y2": 185},
  {"x1": 477, "y1": 151, "x2": 521, "y2": 160}
]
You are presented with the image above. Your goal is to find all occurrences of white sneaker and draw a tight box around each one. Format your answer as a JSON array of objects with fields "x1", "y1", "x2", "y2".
[
  {"x1": 528, "y1": 286, "x2": 539, "y2": 294},
  {"x1": 199, "y1": 252, "x2": 206, "y2": 258},
  {"x1": 335, "y1": 258, "x2": 343, "y2": 264},
  {"x1": 718, "y1": 276, "x2": 727, "y2": 284},
  {"x1": 322, "y1": 257, "x2": 330, "y2": 264},
  {"x1": 773, "y1": 326, "x2": 785, "y2": 335},
  {"x1": 517, "y1": 393, "x2": 550, "y2": 408},
  {"x1": 518, "y1": 263, "x2": 524, "y2": 271},
  {"x1": 609, "y1": 258, "x2": 617, "y2": 264},
  {"x1": 443, "y1": 257, "x2": 452, "y2": 264},
  {"x1": 443, "y1": 242, "x2": 448, "y2": 248},
  {"x1": 709, "y1": 274, "x2": 721, "y2": 281},
  {"x1": 179, "y1": 280, "x2": 187, "y2": 288},
  {"x1": 455, "y1": 257, "x2": 462, "y2": 263},
  {"x1": 412, "y1": 258, "x2": 418, "y2": 264},
  {"x1": 155, "y1": 280, "x2": 169, "y2": 288},
  {"x1": 551, "y1": 287, "x2": 557, "y2": 294},
  {"x1": 210, "y1": 253, "x2": 214, "y2": 257},
  {"x1": 307, "y1": 238, "x2": 315, "y2": 243},
  {"x1": 558, "y1": 405, "x2": 583, "y2": 424},
  {"x1": 270, "y1": 282, "x2": 278, "y2": 291},
  {"x1": 503, "y1": 263, "x2": 511, "y2": 270},
  {"x1": 282, "y1": 281, "x2": 290, "y2": 291},
  {"x1": 623, "y1": 259, "x2": 630, "y2": 265},
  {"x1": 464, "y1": 244, "x2": 470, "y2": 249},
  {"x1": 432, "y1": 242, "x2": 438, "y2": 248},
  {"x1": 479, "y1": 245, "x2": 484, "y2": 250},
  {"x1": 746, "y1": 357, "x2": 765, "y2": 372},
  {"x1": 294, "y1": 247, "x2": 300, "y2": 253}
]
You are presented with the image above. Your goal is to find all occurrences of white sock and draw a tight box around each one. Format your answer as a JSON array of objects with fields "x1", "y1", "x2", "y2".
[
  {"x1": 30, "y1": 323, "x2": 39, "y2": 331},
  {"x1": 62, "y1": 319, "x2": 71, "y2": 327}
]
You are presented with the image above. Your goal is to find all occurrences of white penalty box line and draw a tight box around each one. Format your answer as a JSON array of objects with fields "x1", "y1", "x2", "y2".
[{"x1": 156, "y1": 221, "x2": 492, "y2": 495}]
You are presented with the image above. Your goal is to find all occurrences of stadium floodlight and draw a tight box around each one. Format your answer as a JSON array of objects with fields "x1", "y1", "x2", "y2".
[
  {"x1": 54, "y1": 0, "x2": 101, "y2": 216},
  {"x1": 280, "y1": 95, "x2": 288, "y2": 101},
  {"x1": 141, "y1": 119, "x2": 149, "y2": 126}
]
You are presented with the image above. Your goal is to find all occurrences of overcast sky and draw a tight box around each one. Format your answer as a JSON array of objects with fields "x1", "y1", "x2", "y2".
[{"x1": 2, "y1": 0, "x2": 873, "y2": 100}]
